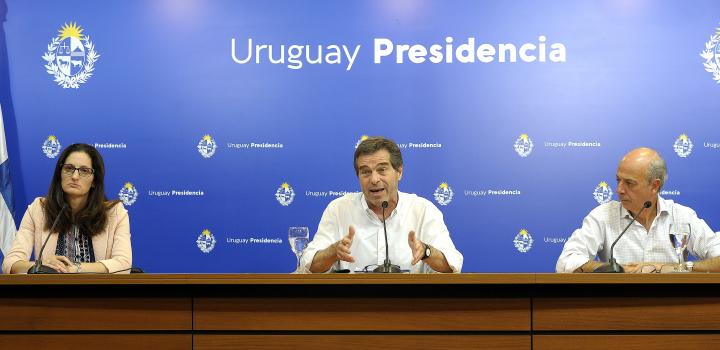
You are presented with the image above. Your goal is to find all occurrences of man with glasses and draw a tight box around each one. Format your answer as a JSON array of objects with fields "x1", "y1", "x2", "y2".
[{"x1": 557, "y1": 147, "x2": 720, "y2": 273}]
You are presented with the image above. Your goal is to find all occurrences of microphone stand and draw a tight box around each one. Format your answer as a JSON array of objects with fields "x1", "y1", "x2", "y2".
[
  {"x1": 373, "y1": 200, "x2": 401, "y2": 273},
  {"x1": 594, "y1": 201, "x2": 652, "y2": 273},
  {"x1": 28, "y1": 203, "x2": 69, "y2": 274}
]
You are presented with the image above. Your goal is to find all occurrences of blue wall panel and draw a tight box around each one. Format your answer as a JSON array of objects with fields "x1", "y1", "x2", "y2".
[{"x1": 1, "y1": 0, "x2": 719, "y2": 272}]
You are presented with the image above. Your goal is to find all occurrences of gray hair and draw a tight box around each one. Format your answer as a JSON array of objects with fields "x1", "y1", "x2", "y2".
[{"x1": 647, "y1": 157, "x2": 667, "y2": 190}]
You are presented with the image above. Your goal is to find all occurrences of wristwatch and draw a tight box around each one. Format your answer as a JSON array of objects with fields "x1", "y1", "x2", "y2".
[{"x1": 421, "y1": 243, "x2": 431, "y2": 260}]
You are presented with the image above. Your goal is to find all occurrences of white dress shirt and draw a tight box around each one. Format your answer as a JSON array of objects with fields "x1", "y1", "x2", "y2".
[
  {"x1": 300, "y1": 191, "x2": 463, "y2": 273},
  {"x1": 556, "y1": 196, "x2": 720, "y2": 273}
]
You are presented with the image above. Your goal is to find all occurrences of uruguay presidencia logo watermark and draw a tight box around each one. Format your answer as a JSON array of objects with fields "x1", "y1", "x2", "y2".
[
  {"x1": 42, "y1": 135, "x2": 62, "y2": 158},
  {"x1": 593, "y1": 181, "x2": 613, "y2": 204},
  {"x1": 701, "y1": 24, "x2": 720, "y2": 83},
  {"x1": 275, "y1": 182, "x2": 295, "y2": 206},
  {"x1": 42, "y1": 22, "x2": 99, "y2": 89},
  {"x1": 196, "y1": 229, "x2": 216, "y2": 253},
  {"x1": 513, "y1": 229, "x2": 534, "y2": 253},
  {"x1": 513, "y1": 134, "x2": 533, "y2": 157},
  {"x1": 433, "y1": 182, "x2": 454, "y2": 206},
  {"x1": 354, "y1": 135, "x2": 369, "y2": 148},
  {"x1": 119, "y1": 182, "x2": 138, "y2": 206},
  {"x1": 673, "y1": 134, "x2": 693, "y2": 158},
  {"x1": 197, "y1": 134, "x2": 217, "y2": 158}
]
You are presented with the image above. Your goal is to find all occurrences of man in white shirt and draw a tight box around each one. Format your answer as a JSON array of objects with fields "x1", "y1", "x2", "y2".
[
  {"x1": 300, "y1": 137, "x2": 463, "y2": 273},
  {"x1": 557, "y1": 147, "x2": 720, "y2": 273}
]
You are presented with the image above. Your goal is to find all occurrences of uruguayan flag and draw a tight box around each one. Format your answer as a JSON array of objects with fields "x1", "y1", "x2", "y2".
[{"x1": 0, "y1": 104, "x2": 16, "y2": 256}]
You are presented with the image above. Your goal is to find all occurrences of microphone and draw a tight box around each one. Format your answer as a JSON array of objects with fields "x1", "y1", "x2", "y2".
[
  {"x1": 28, "y1": 203, "x2": 69, "y2": 274},
  {"x1": 594, "y1": 200, "x2": 652, "y2": 273},
  {"x1": 373, "y1": 200, "x2": 401, "y2": 273}
]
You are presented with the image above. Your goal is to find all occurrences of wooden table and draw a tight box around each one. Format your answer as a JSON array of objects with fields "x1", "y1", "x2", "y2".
[{"x1": 0, "y1": 273, "x2": 718, "y2": 349}]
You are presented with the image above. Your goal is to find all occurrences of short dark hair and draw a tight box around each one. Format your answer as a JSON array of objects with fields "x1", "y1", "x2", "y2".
[
  {"x1": 44, "y1": 143, "x2": 119, "y2": 236},
  {"x1": 353, "y1": 136, "x2": 403, "y2": 175}
]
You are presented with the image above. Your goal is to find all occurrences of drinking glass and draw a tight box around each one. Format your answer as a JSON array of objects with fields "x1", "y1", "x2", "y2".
[
  {"x1": 288, "y1": 227, "x2": 310, "y2": 273},
  {"x1": 669, "y1": 222, "x2": 691, "y2": 272}
]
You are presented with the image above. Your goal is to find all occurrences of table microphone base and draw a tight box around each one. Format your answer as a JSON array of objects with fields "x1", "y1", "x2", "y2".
[
  {"x1": 27, "y1": 265, "x2": 59, "y2": 274},
  {"x1": 593, "y1": 260, "x2": 624, "y2": 273},
  {"x1": 372, "y1": 262, "x2": 402, "y2": 273}
]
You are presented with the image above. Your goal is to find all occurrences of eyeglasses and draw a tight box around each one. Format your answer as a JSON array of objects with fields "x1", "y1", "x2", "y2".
[
  {"x1": 61, "y1": 164, "x2": 94, "y2": 178},
  {"x1": 640, "y1": 264, "x2": 678, "y2": 274}
]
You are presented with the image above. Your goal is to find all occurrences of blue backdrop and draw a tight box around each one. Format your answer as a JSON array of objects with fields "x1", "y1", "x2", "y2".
[{"x1": 1, "y1": 0, "x2": 719, "y2": 272}]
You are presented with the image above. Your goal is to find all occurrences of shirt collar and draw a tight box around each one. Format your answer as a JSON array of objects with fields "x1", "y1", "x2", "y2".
[
  {"x1": 619, "y1": 195, "x2": 668, "y2": 218},
  {"x1": 360, "y1": 191, "x2": 404, "y2": 219},
  {"x1": 656, "y1": 195, "x2": 670, "y2": 215}
]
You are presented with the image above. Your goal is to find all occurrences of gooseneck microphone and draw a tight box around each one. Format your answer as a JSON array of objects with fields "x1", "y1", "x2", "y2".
[
  {"x1": 373, "y1": 200, "x2": 401, "y2": 273},
  {"x1": 28, "y1": 203, "x2": 69, "y2": 274},
  {"x1": 594, "y1": 200, "x2": 652, "y2": 273}
]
